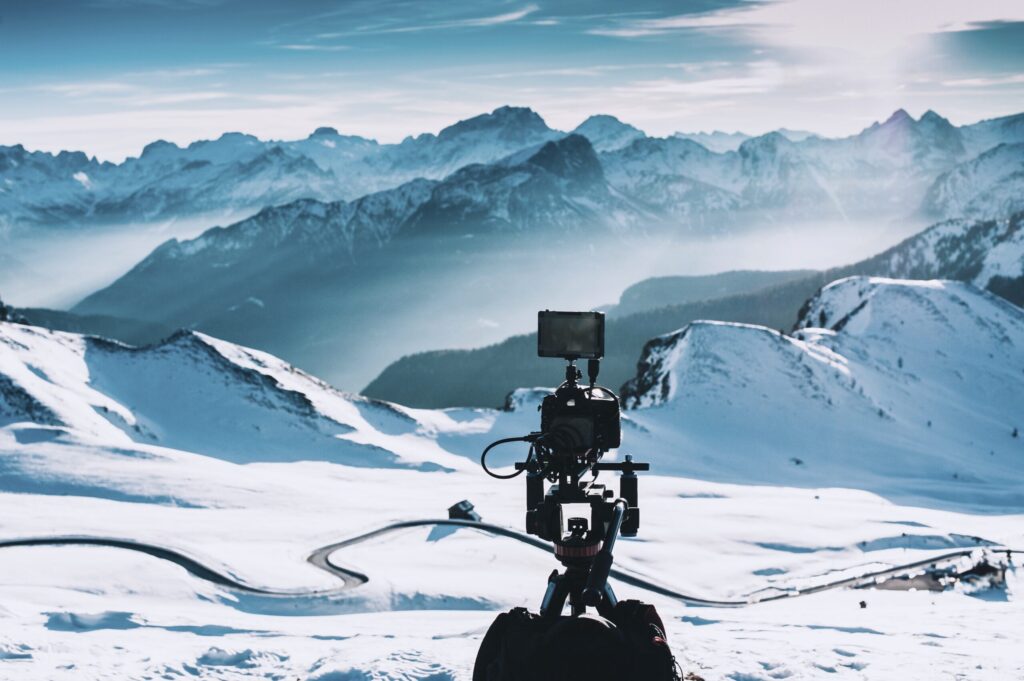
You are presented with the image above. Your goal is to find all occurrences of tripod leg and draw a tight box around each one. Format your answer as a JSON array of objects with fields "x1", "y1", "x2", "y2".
[
  {"x1": 596, "y1": 582, "x2": 618, "y2": 618},
  {"x1": 540, "y1": 570, "x2": 569, "y2": 618}
]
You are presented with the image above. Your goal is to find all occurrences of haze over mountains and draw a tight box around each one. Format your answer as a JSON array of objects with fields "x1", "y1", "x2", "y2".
[
  {"x1": 365, "y1": 211, "x2": 1024, "y2": 407},
  {"x1": 3, "y1": 104, "x2": 1023, "y2": 394}
]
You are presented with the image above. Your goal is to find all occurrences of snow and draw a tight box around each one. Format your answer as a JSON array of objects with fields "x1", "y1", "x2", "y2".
[
  {"x1": 71, "y1": 171, "x2": 91, "y2": 189},
  {"x1": 1, "y1": 276, "x2": 1023, "y2": 679}
]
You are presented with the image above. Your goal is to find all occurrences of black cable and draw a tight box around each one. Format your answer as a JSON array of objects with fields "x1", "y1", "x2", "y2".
[{"x1": 480, "y1": 436, "x2": 533, "y2": 479}]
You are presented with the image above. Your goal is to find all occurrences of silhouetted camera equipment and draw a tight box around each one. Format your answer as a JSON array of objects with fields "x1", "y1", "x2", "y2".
[{"x1": 474, "y1": 311, "x2": 680, "y2": 681}]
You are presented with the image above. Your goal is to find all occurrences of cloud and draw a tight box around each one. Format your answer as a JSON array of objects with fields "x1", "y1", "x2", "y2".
[
  {"x1": 278, "y1": 43, "x2": 350, "y2": 52},
  {"x1": 454, "y1": 4, "x2": 538, "y2": 28},
  {"x1": 941, "y1": 74, "x2": 1024, "y2": 87},
  {"x1": 37, "y1": 81, "x2": 138, "y2": 97},
  {"x1": 589, "y1": 0, "x2": 1024, "y2": 54},
  {"x1": 315, "y1": 4, "x2": 540, "y2": 37},
  {"x1": 615, "y1": 61, "x2": 784, "y2": 98},
  {"x1": 131, "y1": 91, "x2": 230, "y2": 105}
]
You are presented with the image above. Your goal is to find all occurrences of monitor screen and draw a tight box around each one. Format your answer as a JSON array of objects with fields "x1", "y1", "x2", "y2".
[{"x1": 537, "y1": 311, "x2": 605, "y2": 359}]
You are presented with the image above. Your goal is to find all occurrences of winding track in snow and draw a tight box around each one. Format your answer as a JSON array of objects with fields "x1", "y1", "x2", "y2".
[{"x1": 0, "y1": 521, "x2": 1015, "y2": 608}]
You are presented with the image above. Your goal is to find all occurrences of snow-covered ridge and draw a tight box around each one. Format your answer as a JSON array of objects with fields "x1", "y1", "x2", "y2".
[
  {"x1": 855, "y1": 211, "x2": 1024, "y2": 298},
  {"x1": 621, "y1": 277, "x2": 1024, "y2": 507},
  {"x1": 0, "y1": 323, "x2": 465, "y2": 471}
]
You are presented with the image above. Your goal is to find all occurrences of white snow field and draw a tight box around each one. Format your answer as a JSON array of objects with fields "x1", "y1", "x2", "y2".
[{"x1": 0, "y1": 277, "x2": 1022, "y2": 680}]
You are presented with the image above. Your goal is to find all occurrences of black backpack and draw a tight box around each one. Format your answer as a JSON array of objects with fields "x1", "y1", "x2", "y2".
[
  {"x1": 473, "y1": 602, "x2": 681, "y2": 681},
  {"x1": 607, "y1": 599, "x2": 681, "y2": 681}
]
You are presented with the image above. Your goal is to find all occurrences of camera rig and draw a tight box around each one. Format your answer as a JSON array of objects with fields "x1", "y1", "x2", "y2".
[
  {"x1": 474, "y1": 312, "x2": 678, "y2": 681},
  {"x1": 482, "y1": 356, "x2": 647, "y2": 615}
]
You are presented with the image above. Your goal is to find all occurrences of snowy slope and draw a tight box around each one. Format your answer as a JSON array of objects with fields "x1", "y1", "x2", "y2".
[
  {"x1": 1, "y1": 282, "x2": 1023, "y2": 679},
  {"x1": 0, "y1": 323, "x2": 465, "y2": 472},
  {"x1": 622, "y1": 277, "x2": 1024, "y2": 508}
]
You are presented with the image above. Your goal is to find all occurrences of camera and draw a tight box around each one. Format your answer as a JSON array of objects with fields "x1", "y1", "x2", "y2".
[
  {"x1": 474, "y1": 311, "x2": 678, "y2": 681},
  {"x1": 479, "y1": 310, "x2": 640, "y2": 543}
]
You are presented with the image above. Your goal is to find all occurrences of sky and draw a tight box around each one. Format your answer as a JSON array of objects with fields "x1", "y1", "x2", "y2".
[{"x1": 2, "y1": 0, "x2": 1024, "y2": 161}]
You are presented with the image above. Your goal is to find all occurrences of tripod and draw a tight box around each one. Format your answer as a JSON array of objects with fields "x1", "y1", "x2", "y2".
[{"x1": 523, "y1": 457, "x2": 648, "y2": 619}]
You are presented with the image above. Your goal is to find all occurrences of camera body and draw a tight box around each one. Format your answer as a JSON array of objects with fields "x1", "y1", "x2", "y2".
[{"x1": 540, "y1": 383, "x2": 621, "y2": 453}]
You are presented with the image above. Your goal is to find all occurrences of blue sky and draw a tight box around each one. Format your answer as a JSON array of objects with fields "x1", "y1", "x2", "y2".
[{"x1": 2, "y1": 0, "x2": 1024, "y2": 160}]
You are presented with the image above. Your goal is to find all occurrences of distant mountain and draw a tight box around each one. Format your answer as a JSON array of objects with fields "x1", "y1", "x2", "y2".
[
  {"x1": 599, "y1": 136, "x2": 743, "y2": 226},
  {"x1": 76, "y1": 135, "x2": 645, "y2": 319},
  {"x1": 372, "y1": 105, "x2": 561, "y2": 184},
  {"x1": 848, "y1": 212, "x2": 1024, "y2": 304},
  {"x1": 572, "y1": 115, "x2": 645, "y2": 152},
  {"x1": 16, "y1": 106, "x2": 1024, "y2": 394},
  {"x1": 737, "y1": 132, "x2": 835, "y2": 212},
  {"x1": 72, "y1": 134, "x2": 669, "y2": 390},
  {"x1": 673, "y1": 131, "x2": 751, "y2": 153},
  {"x1": 403, "y1": 134, "x2": 648, "y2": 235},
  {"x1": 922, "y1": 143, "x2": 1024, "y2": 220},
  {"x1": 607, "y1": 109, "x2": 1023, "y2": 224},
  {"x1": 364, "y1": 211, "x2": 1024, "y2": 408},
  {"x1": 959, "y1": 112, "x2": 1024, "y2": 157},
  {"x1": 673, "y1": 129, "x2": 815, "y2": 153},
  {"x1": 607, "y1": 270, "x2": 817, "y2": 318}
]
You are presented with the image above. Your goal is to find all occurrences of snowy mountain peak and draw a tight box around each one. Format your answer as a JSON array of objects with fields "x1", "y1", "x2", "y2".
[
  {"x1": 139, "y1": 139, "x2": 180, "y2": 159},
  {"x1": 437, "y1": 105, "x2": 551, "y2": 142},
  {"x1": 311, "y1": 126, "x2": 339, "y2": 137},
  {"x1": 738, "y1": 131, "x2": 797, "y2": 156},
  {"x1": 884, "y1": 108, "x2": 914, "y2": 126},
  {"x1": 572, "y1": 114, "x2": 645, "y2": 152}
]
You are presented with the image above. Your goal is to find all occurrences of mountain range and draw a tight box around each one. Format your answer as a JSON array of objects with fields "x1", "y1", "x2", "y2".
[{"x1": 4, "y1": 106, "x2": 1023, "y2": 235}]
